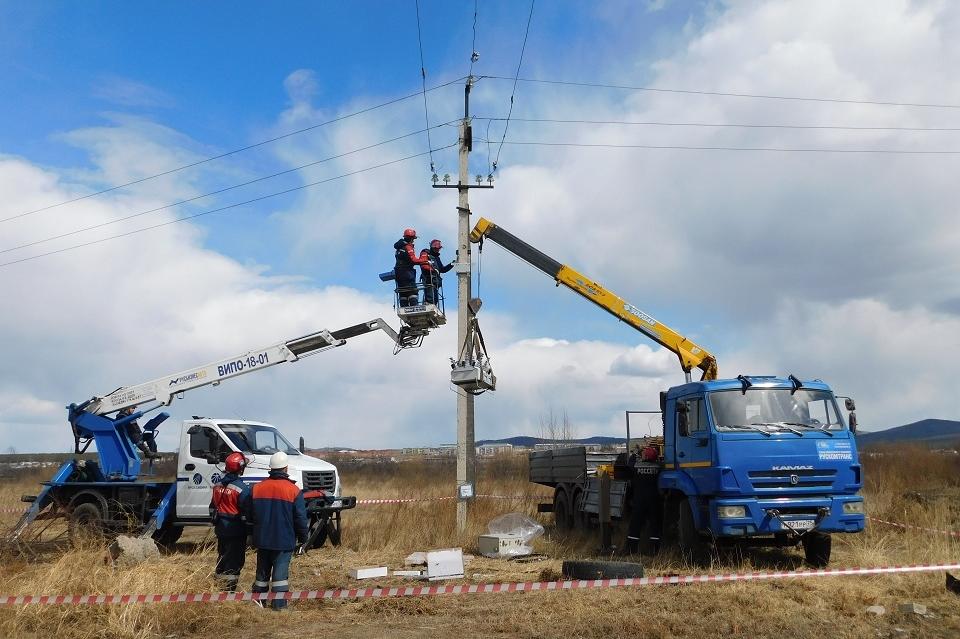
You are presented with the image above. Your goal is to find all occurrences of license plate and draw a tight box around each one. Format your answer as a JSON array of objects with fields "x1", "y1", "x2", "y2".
[{"x1": 785, "y1": 519, "x2": 815, "y2": 530}]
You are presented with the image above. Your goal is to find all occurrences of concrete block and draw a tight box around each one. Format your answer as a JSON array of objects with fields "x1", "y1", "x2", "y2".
[
  {"x1": 350, "y1": 566, "x2": 388, "y2": 580},
  {"x1": 898, "y1": 602, "x2": 927, "y2": 615},
  {"x1": 865, "y1": 605, "x2": 886, "y2": 616},
  {"x1": 106, "y1": 535, "x2": 160, "y2": 566},
  {"x1": 392, "y1": 570, "x2": 424, "y2": 577}
]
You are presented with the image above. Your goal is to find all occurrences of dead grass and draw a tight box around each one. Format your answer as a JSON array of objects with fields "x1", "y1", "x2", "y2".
[{"x1": 0, "y1": 449, "x2": 957, "y2": 638}]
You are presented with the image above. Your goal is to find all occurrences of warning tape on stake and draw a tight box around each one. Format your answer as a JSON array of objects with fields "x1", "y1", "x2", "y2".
[
  {"x1": 867, "y1": 515, "x2": 960, "y2": 538},
  {"x1": 0, "y1": 563, "x2": 956, "y2": 607}
]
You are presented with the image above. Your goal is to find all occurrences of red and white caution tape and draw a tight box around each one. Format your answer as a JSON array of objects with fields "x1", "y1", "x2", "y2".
[
  {"x1": 0, "y1": 562, "x2": 957, "y2": 607},
  {"x1": 356, "y1": 494, "x2": 543, "y2": 505},
  {"x1": 868, "y1": 515, "x2": 960, "y2": 538}
]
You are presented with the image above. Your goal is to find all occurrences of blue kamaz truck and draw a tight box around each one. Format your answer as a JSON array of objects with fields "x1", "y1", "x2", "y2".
[
  {"x1": 531, "y1": 376, "x2": 864, "y2": 566},
  {"x1": 469, "y1": 218, "x2": 864, "y2": 566}
]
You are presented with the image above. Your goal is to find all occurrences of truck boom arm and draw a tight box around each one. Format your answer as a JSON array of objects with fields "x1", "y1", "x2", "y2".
[
  {"x1": 91, "y1": 319, "x2": 400, "y2": 415},
  {"x1": 469, "y1": 218, "x2": 717, "y2": 381}
]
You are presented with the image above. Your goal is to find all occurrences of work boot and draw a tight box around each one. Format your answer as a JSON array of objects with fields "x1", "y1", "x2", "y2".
[{"x1": 139, "y1": 443, "x2": 161, "y2": 460}]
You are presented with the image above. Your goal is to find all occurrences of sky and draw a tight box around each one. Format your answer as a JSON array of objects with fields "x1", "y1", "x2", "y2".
[{"x1": 1, "y1": 0, "x2": 959, "y2": 452}]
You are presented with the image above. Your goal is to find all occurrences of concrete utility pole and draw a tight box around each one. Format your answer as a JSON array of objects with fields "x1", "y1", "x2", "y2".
[
  {"x1": 433, "y1": 76, "x2": 492, "y2": 531},
  {"x1": 455, "y1": 78, "x2": 476, "y2": 533}
]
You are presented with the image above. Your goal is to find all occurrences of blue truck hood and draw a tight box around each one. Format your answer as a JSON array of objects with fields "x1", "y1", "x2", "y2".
[{"x1": 714, "y1": 431, "x2": 861, "y2": 496}]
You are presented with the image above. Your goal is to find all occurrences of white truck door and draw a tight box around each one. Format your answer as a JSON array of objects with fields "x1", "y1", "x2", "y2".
[{"x1": 176, "y1": 424, "x2": 233, "y2": 519}]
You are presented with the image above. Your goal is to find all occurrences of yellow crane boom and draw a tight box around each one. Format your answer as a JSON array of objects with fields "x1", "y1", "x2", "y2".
[{"x1": 469, "y1": 217, "x2": 718, "y2": 381}]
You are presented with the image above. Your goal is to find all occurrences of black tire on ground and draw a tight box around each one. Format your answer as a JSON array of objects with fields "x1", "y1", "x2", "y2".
[
  {"x1": 69, "y1": 502, "x2": 105, "y2": 546},
  {"x1": 152, "y1": 524, "x2": 184, "y2": 550},
  {"x1": 802, "y1": 532, "x2": 832, "y2": 567},
  {"x1": 678, "y1": 500, "x2": 711, "y2": 566},
  {"x1": 562, "y1": 560, "x2": 645, "y2": 580},
  {"x1": 553, "y1": 490, "x2": 572, "y2": 531}
]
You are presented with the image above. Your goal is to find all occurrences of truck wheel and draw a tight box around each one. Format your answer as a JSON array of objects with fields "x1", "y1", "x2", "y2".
[
  {"x1": 152, "y1": 525, "x2": 184, "y2": 550},
  {"x1": 562, "y1": 560, "x2": 644, "y2": 580},
  {"x1": 678, "y1": 501, "x2": 711, "y2": 566},
  {"x1": 553, "y1": 490, "x2": 572, "y2": 531},
  {"x1": 69, "y1": 502, "x2": 105, "y2": 546},
  {"x1": 802, "y1": 532, "x2": 831, "y2": 567}
]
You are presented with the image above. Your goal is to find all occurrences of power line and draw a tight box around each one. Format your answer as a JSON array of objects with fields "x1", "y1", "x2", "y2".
[
  {"x1": 476, "y1": 116, "x2": 960, "y2": 132},
  {"x1": 492, "y1": 0, "x2": 535, "y2": 173},
  {"x1": 468, "y1": 0, "x2": 479, "y2": 78},
  {"x1": 0, "y1": 144, "x2": 457, "y2": 270},
  {"x1": 1, "y1": 122, "x2": 456, "y2": 256},
  {"x1": 497, "y1": 140, "x2": 960, "y2": 154},
  {"x1": 414, "y1": 0, "x2": 436, "y2": 173},
  {"x1": 2, "y1": 77, "x2": 465, "y2": 225},
  {"x1": 480, "y1": 75, "x2": 960, "y2": 110}
]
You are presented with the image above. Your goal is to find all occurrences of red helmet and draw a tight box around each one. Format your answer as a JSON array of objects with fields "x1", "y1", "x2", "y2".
[
  {"x1": 403, "y1": 228, "x2": 418, "y2": 240},
  {"x1": 224, "y1": 452, "x2": 247, "y2": 474},
  {"x1": 430, "y1": 239, "x2": 442, "y2": 250}
]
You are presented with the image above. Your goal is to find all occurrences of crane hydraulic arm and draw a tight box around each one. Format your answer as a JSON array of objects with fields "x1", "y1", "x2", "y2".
[
  {"x1": 71, "y1": 318, "x2": 401, "y2": 480},
  {"x1": 469, "y1": 218, "x2": 718, "y2": 382}
]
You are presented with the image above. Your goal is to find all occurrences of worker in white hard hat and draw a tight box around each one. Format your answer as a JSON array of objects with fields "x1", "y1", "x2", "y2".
[{"x1": 249, "y1": 451, "x2": 308, "y2": 610}]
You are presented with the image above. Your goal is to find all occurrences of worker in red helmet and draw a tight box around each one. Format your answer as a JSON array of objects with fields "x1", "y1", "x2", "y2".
[
  {"x1": 209, "y1": 452, "x2": 252, "y2": 591},
  {"x1": 393, "y1": 228, "x2": 430, "y2": 307},
  {"x1": 419, "y1": 239, "x2": 453, "y2": 305}
]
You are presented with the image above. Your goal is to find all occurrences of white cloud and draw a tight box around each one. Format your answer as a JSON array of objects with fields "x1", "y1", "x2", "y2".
[
  {"x1": 92, "y1": 76, "x2": 175, "y2": 109},
  {"x1": 2, "y1": 0, "x2": 958, "y2": 457}
]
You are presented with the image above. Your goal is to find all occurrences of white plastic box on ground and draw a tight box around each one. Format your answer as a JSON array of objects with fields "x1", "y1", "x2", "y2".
[{"x1": 478, "y1": 533, "x2": 530, "y2": 558}]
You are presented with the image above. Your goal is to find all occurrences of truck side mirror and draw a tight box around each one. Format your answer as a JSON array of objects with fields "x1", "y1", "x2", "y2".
[
  {"x1": 677, "y1": 403, "x2": 689, "y2": 437},
  {"x1": 844, "y1": 398, "x2": 856, "y2": 412},
  {"x1": 848, "y1": 411, "x2": 858, "y2": 434},
  {"x1": 187, "y1": 425, "x2": 201, "y2": 435}
]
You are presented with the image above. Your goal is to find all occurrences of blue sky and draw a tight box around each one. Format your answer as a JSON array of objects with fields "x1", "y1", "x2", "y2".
[{"x1": 1, "y1": 0, "x2": 958, "y2": 451}]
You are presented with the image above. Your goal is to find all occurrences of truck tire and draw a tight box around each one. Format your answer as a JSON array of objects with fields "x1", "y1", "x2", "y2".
[
  {"x1": 802, "y1": 532, "x2": 832, "y2": 567},
  {"x1": 152, "y1": 525, "x2": 184, "y2": 550},
  {"x1": 678, "y1": 500, "x2": 711, "y2": 566},
  {"x1": 553, "y1": 490, "x2": 572, "y2": 531},
  {"x1": 562, "y1": 560, "x2": 644, "y2": 580},
  {"x1": 69, "y1": 502, "x2": 106, "y2": 546}
]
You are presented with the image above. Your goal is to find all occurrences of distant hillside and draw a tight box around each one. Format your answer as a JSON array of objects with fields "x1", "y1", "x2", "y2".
[
  {"x1": 476, "y1": 435, "x2": 625, "y2": 447},
  {"x1": 856, "y1": 419, "x2": 960, "y2": 447}
]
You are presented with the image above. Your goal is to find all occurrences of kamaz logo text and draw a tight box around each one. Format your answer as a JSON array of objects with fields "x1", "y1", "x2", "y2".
[
  {"x1": 169, "y1": 371, "x2": 207, "y2": 386},
  {"x1": 772, "y1": 465, "x2": 814, "y2": 471}
]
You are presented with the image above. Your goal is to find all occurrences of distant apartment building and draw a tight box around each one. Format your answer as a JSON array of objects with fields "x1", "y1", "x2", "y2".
[{"x1": 476, "y1": 443, "x2": 513, "y2": 457}]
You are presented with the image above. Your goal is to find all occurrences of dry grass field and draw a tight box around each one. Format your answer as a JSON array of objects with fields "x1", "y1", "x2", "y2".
[{"x1": 0, "y1": 446, "x2": 958, "y2": 639}]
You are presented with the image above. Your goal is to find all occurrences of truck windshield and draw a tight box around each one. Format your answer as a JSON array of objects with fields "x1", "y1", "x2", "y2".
[
  {"x1": 219, "y1": 424, "x2": 301, "y2": 455},
  {"x1": 709, "y1": 389, "x2": 845, "y2": 432}
]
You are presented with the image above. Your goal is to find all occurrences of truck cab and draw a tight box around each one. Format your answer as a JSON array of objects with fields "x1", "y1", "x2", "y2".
[
  {"x1": 175, "y1": 418, "x2": 343, "y2": 522},
  {"x1": 660, "y1": 376, "x2": 864, "y2": 558}
]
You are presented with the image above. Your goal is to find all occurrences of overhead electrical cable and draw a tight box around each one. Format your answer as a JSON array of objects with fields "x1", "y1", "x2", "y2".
[
  {"x1": 0, "y1": 144, "x2": 457, "y2": 270},
  {"x1": 491, "y1": 0, "x2": 535, "y2": 173},
  {"x1": 0, "y1": 122, "x2": 457, "y2": 256},
  {"x1": 476, "y1": 116, "x2": 960, "y2": 132},
  {"x1": 1, "y1": 76, "x2": 465, "y2": 224},
  {"x1": 479, "y1": 75, "x2": 960, "y2": 110},
  {"x1": 468, "y1": 0, "x2": 479, "y2": 78},
  {"x1": 497, "y1": 140, "x2": 960, "y2": 154},
  {"x1": 414, "y1": 0, "x2": 436, "y2": 173}
]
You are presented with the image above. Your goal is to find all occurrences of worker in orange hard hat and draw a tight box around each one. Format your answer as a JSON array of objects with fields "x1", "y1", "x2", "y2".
[
  {"x1": 393, "y1": 228, "x2": 430, "y2": 307},
  {"x1": 419, "y1": 239, "x2": 453, "y2": 305}
]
